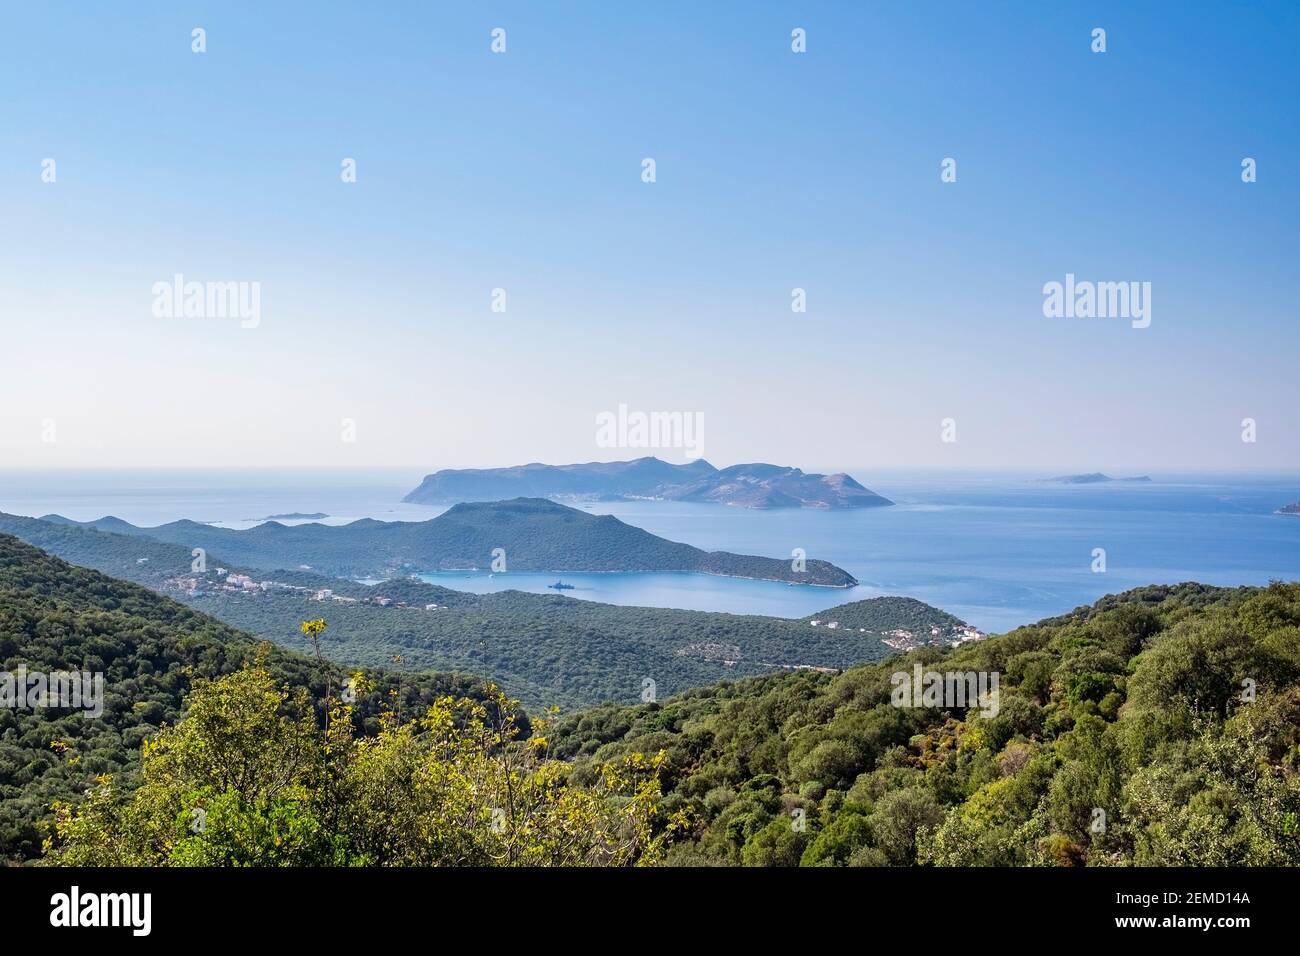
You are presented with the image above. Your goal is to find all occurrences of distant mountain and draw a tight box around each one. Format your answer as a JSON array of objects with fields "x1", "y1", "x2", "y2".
[
  {"x1": 1039, "y1": 473, "x2": 1152, "y2": 484},
  {"x1": 19, "y1": 497, "x2": 858, "y2": 586},
  {"x1": 1277, "y1": 500, "x2": 1300, "y2": 515},
  {"x1": 403, "y1": 457, "x2": 894, "y2": 510}
]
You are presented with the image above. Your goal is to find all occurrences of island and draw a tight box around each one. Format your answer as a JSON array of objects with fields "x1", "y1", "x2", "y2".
[
  {"x1": 1277, "y1": 500, "x2": 1300, "y2": 516},
  {"x1": 20, "y1": 497, "x2": 858, "y2": 586},
  {"x1": 1039, "y1": 473, "x2": 1152, "y2": 484},
  {"x1": 261, "y1": 512, "x2": 329, "y2": 521},
  {"x1": 402, "y1": 456, "x2": 894, "y2": 510}
]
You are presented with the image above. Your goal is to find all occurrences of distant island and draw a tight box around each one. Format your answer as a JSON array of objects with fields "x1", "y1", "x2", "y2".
[
  {"x1": 402, "y1": 456, "x2": 894, "y2": 510},
  {"x1": 25, "y1": 497, "x2": 858, "y2": 586},
  {"x1": 1277, "y1": 500, "x2": 1300, "y2": 516},
  {"x1": 1039, "y1": 473, "x2": 1152, "y2": 484},
  {"x1": 261, "y1": 512, "x2": 329, "y2": 521}
]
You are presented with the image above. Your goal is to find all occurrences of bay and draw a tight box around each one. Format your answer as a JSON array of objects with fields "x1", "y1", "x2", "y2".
[{"x1": 0, "y1": 467, "x2": 1296, "y2": 633}]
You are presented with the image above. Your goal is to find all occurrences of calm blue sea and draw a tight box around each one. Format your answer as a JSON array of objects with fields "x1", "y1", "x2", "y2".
[{"x1": 1, "y1": 468, "x2": 1296, "y2": 633}]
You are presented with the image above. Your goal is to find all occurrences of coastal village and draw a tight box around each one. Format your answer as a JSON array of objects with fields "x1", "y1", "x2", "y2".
[{"x1": 161, "y1": 568, "x2": 986, "y2": 650}]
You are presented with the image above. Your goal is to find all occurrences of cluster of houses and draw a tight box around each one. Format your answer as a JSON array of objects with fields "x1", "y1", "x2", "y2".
[
  {"x1": 166, "y1": 570, "x2": 265, "y2": 597},
  {"x1": 308, "y1": 587, "x2": 443, "y2": 611},
  {"x1": 805, "y1": 618, "x2": 985, "y2": 650},
  {"x1": 163, "y1": 570, "x2": 445, "y2": 612}
]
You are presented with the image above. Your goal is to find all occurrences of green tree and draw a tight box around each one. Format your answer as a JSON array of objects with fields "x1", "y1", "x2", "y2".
[{"x1": 45, "y1": 664, "x2": 682, "y2": 867}]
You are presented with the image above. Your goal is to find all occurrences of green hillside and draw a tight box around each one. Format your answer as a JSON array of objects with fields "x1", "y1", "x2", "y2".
[
  {"x1": 11, "y1": 527, "x2": 1300, "y2": 868},
  {"x1": 552, "y1": 581, "x2": 1300, "y2": 866},
  {"x1": 0, "y1": 536, "x2": 676, "y2": 868},
  {"x1": 0, "y1": 533, "x2": 498, "y2": 862}
]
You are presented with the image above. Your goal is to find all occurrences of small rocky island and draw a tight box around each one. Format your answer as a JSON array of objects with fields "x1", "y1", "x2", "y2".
[
  {"x1": 1277, "y1": 501, "x2": 1300, "y2": 516},
  {"x1": 1039, "y1": 473, "x2": 1152, "y2": 484}
]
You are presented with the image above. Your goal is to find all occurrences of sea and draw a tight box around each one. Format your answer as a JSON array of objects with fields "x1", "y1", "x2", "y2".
[{"x1": 1, "y1": 468, "x2": 1296, "y2": 634}]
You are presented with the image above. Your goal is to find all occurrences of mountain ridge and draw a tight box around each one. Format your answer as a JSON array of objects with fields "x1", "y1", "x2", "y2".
[{"x1": 29, "y1": 497, "x2": 858, "y2": 586}]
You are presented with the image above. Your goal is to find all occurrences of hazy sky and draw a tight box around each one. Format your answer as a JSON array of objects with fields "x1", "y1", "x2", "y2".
[{"x1": 2, "y1": 1, "x2": 1297, "y2": 473}]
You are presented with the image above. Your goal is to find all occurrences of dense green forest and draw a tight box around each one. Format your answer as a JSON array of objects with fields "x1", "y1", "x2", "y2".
[
  {"x1": 27, "y1": 497, "x2": 857, "y2": 585},
  {"x1": 552, "y1": 581, "x2": 1300, "y2": 865},
  {"x1": 42, "y1": 665, "x2": 675, "y2": 867},
  {"x1": 6, "y1": 531, "x2": 1300, "y2": 866},
  {"x1": 0, "y1": 512, "x2": 963, "y2": 710},
  {"x1": 0, "y1": 534, "x2": 500, "y2": 862},
  {"x1": 195, "y1": 588, "x2": 916, "y2": 710}
]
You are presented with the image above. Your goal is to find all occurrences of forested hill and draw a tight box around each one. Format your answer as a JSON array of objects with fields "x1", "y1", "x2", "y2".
[
  {"x1": 804, "y1": 597, "x2": 977, "y2": 644},
  {"x1": 32, "y1": 498, "x2": 857, "y2": 586},
  {"x1": 0, "y1": 533, "x2": 498, "y2": 862},
  {"x1": 552, "y1": 581, "x2": 1300, "y2": 866}
]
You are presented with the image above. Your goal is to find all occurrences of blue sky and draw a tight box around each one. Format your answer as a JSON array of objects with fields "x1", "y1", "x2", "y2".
[{"x1": 1, "y1": 1, "x2": 1297, "y2": 472}]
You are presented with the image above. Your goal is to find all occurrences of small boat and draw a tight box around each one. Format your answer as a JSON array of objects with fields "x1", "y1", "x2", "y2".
[{"x1": 548, "y1": 580, "x2": 575, "y2": 591}]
